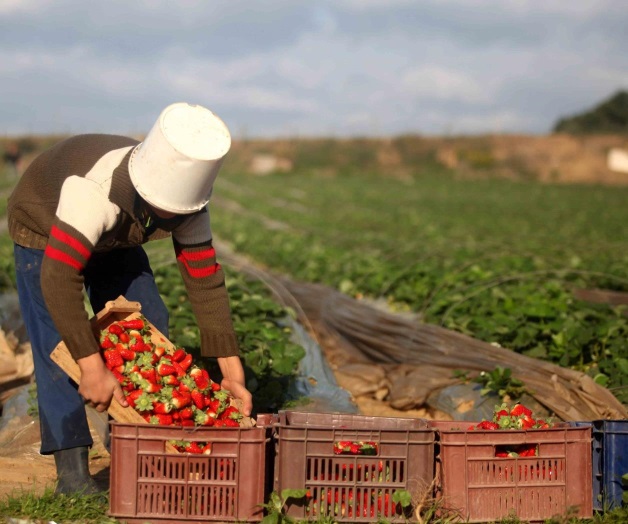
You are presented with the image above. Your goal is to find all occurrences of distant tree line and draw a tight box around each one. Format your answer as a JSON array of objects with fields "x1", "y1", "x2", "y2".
[{"x1": 554, "y1": 90, "x2": 628, "y2": 135}]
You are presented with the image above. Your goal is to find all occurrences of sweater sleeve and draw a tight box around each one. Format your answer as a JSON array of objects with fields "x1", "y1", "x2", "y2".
[
  {"x1": 41, "y1": 176, "x2": 120, "y2": 360},
  {"x1": 172, "y1": 211, "x2": 239, "y2": 358}
]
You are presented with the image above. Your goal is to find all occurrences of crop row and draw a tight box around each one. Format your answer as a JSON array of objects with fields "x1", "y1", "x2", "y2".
[{"x1": 209, "y1": 167, "x2": 628, "y2": 403}]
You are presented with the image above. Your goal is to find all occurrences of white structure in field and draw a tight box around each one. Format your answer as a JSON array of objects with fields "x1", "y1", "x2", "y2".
[{"x1": 607, "y1": 148, "x2": 628, "y2": 174}]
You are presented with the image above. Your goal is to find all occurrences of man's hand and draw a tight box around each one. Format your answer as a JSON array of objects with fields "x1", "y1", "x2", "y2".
[
  {"x1": 77, "y1": 353, "x2": 128, "y2": 412},
  {"x1": 217, "y1": 355, "x2": 253, "y2": 416}
]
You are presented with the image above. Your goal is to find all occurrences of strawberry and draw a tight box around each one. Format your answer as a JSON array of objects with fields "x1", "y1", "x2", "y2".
[
  {"x1": 130, "y1": 339, "x2": 149, "y2": 352},
  {"x1": 111, "y1": 369, "x2": 127, "y2": 384},
  {"x1": 108, "y1": 324, "x2": 124, "y2": 335},
  {"x1": 201, "y1": 443, "x2": 212, "y2": 454},
  {"x1": 510, "y1": 403, "x2": 533, "y2": 418},
  {"x1": 190, "y1": 367, "x2": 210, "y2": 390},
  {"x1": 150, "y1": 413, "x2": 173, "y2": 426},
  {"x1": 157, "y1": 359, "x2": 177, "y2": 377},
  {"x1": 477, "y1": 420, "x2": 499, "y2": 430},
  {"x1": 143, "y1": 381, "x2": 162, "y2": 394},
  {"x1": 99, "y1": 333, "x2": 117, "y2": 349},
  {"x1": 118, "y1": 332, "x2": 130, "y2": 344},
  {"x1": 191, "y1": 389, "x2": 206, "y2": 409},
  {"x1": 180, "y1": 419, "x2": 195, "y2": 427},
  {"x1": 206, "y1": 397, "x2": 224, "y2": 415},
  {"x1": 126, "y1": 389, "x2": 145, "y2": 408},
  {"x1": 153, "y1": 345, "x2": 166, "y2": 358},
  {"x1": 179, "y1": 353, "x2": 193, "y2": 372},
  {"x1": 172, "y1": 361, "x2": 186, "y2": 378},
  {"x1": 221, "y1": 419, "x2": 240, "y2": 427},
  {"x1": 119, "y1": 318, "x2": 145, "y2": 330},
  {"x1": 171, "y1": 389, "x2": 192, "y2": 409},
  {"x1": 103, "y1": 349, "x2": 123, "y2": 368},
  {"x1": 184, "y1": 441, "x2": 203, "y2": 454},
  {"x1": 195, "y1": 409, "x2": 217, "y2": 426},
  {"x1": 153, "y1": 401, "x2": 172, "y2": 414},
  {"x1": 519, "y1": 416, "x2": 536, "y2": 429},
  {"x1": 219, "y1": 405, "x2": 242, "y2": 421},
  {"x1": 161, "y1": 375, "x2": 179, "y2": 387},
  {"x1": 133, "y1": 392, "x2": 154, "y2": 412},
  {"x1": 210, "y1": 381, "x2": 221, "y2": 392},
  {"x1": 178, "y1": 406, "x2": 194, "y2": 420},
  {"x1": 172, "y1": 348, "x2": 186, "y2": 362},
  {"x1": 120, "y1": 348, "x2": 136, "y2": 361},
  {"x1": 140, "y1": 368, "x2": 158, "y2": 384},
  {"x1": 178, "y1": 376, "x2": 196, "y2": 392}
]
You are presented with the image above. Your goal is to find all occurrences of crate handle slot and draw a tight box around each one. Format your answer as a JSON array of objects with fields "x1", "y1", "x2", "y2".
[
  {"x1": 495, "y1": 443, "x2": 538, "y2": 458},
  {"x1": 333, "y1": 440, "x2": 379, "y2": 456}
]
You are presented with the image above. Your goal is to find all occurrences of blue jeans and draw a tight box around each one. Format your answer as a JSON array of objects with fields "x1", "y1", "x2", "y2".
[{"x1": 14, "y1": 244, "x2": 169, "y2": 454}]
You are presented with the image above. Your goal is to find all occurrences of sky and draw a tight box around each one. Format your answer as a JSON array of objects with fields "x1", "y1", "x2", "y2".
[{"x1": 1, "y1": 0, "x2": 627, "y2": 139}]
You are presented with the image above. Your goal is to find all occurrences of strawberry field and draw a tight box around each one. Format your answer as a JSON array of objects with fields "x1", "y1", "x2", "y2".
[{"x1": 207, "y1": 161, "x2": 628, "y2": 405}]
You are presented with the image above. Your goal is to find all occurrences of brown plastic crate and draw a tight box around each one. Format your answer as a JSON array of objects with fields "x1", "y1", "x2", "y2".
[
  {"x1": 108, "y1": 415, "x2": 275, "y2": 523},
  {"x1": 430, "y1": 421, "x2": 593, "y2": 523},
  {"x1": 274, "y1": 410, "x2": 436, "y2": 523}
]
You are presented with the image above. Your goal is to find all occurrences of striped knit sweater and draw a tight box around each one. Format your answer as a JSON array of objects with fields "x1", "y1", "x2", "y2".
[{"x1": 7, "y1": 134, "x2": 239, "y2": 360}]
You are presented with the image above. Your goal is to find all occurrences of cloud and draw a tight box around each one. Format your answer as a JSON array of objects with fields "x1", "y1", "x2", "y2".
[{"x1": 0, "y1": 1, "x2": 627, "y2": 137}]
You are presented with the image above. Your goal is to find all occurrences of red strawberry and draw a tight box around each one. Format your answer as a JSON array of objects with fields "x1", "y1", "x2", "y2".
[
  {"x1": 120, "y1": 348, "x2": 136, "y2": 361},
  {"x1": 126, "y1": 389, "x2": 145, "y2": 408},
  {"x1": 190, "y1": 367, "x2": 210, "y2": 390},
  {"x1": 108, "y1": 324, "x2": 124, "y2": 335},
  {"x1": 157, "y1": 359, "x2": 176, "y2": 377},
  {"x1": 178, "y1": 376, "x2": 196, "y2": 392},
  {"x1": 140, "y1": 368, "x2": 158, "y2": 384},
  {"x1": 153, "y1": 401, "x2": 172, "y2": 414},
  {"x1": 119, "y1": 318, "x2": 145, "y2": 330},
  {"x1": 510, "y1": 403, "x2": 533, "y2": 418},
  {"x1": 144, "y1": 382, "x2": 162, "y2": 394},
  {"x1": 179, "y1": 353, "x2": 193, "y2": 372},
  {"x1": 171, "y1": 389, "x2": 192, "y2": 409},
  {"x1": 219, "y1": 405, "x2": 242, "y2": 421},
  {"x1": 221, "y1": 419, "x2": 240, "y2": 427},
  {"x1": 519, "y1": 416, "x2": 536, "y2": 429},
  {"x1": 150, "y1": 414, "x2": 173, "y2": 426},
  {"x1": 172, "y1": 361, "x2": 186, "y2": 378},
  {"x1": 161, "y1": 375, "x2": 179, "y2": 387},
  {"x1": 477, "y1": 421, "x2": 499, "y2": 430},
  {"x1": 180, "y1": 419, "x2": 195, "y2": 427},
  {"x1": 172, "y1": 349, "x2": 186, "y2": 362},
  {"x1": 118, "y1": 332, "x2": 130, "y2": 344},
  {"x1": 99, "y1": 333, "x2": 117, "y2": 349},
  {"x1": 178, "y1": 407, "x2": 194, "y2": 420},
  {"x1": 191, "y1": 389, "x2": 206, "y2": 409},
  {"x1": 195, "y1": 409, "x2": 217, "y2": 426},
  {"x1": 184, "y1": 441, "x2": 202, "y2": 454},
  {"x1": 103, "y1": 349, "x2": 123, "y2": 368},
  {"x1": 201, "y1": 443, "x2": 212, "y2": 454},
  {"x1": 153, "y1": 345, "x2": 166, "y2": 358},
  {"x1": 493, "y1": 409, "x2": 509, "y2": 420}
]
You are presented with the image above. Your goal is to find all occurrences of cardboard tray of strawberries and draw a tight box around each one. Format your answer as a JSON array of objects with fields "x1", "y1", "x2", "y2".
[{"x1": 50, "y1": 296, "x2": 254, "y2": 446}]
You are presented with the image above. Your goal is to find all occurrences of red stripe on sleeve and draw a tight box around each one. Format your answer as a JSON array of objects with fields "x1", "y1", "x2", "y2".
[
  {"x1": 176, "y1": 250, "x2": 221, "y2": 278},
  {"x1": 44, "y1": 245, "x2": 84, "y2": 271},
  {"x1": 177, "y1": 247, "x2": 216, "y2": 262},
  {"x1": 50, "y1": 225, "x2": 91, "y2": 260}
]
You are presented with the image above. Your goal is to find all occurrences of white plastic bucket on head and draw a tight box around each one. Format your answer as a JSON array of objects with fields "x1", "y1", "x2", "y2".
[{"x1": 129, "y1": 102, "x2": 231, "y2": 214}]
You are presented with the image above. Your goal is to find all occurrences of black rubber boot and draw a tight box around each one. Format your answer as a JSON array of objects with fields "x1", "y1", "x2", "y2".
[{"x1": 53, "y1": 446, "x2": 102, "y2": 495}]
